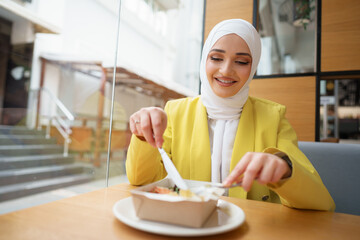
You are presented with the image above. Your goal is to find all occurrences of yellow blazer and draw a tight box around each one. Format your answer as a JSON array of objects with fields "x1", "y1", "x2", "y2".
[{"x1": 126, "y1": 96, "x2": 335, "y2": 211}]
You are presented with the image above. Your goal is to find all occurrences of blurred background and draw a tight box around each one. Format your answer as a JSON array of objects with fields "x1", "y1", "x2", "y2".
[{"x1": 0, "y1": 0, "x2": 204, "y2": 213}]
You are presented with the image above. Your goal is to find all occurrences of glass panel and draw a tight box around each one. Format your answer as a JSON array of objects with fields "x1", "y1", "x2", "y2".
[
  {"x1": 107, "y1": 0, "x2": 205, "y2": 183},
  {"x1": 0, "y1": 0, "x2": 120, "y2": 214},
  {"x1": 257, "y1": 0, "x2": 316, "y2": 75},
  {"x1": 0, "y1": 0, "x2": 204, "y2": 214},
  {"x1": 320, "y1": 79, "x2": 360, "y2": 143}
]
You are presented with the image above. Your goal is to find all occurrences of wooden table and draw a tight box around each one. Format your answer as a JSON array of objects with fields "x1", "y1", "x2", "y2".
[{"x1": 1, "y1": 183, "x2": 359, "y2": 240}]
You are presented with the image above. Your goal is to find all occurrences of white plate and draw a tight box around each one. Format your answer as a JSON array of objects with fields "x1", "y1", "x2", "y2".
[{"x1": 113, "y1": 197, "x2": 245, "y2": 237}]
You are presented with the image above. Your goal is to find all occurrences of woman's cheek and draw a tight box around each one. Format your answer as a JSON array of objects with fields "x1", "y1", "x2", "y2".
[{"x1": 206, "y1": 61, "x2": 217, "y2": 74}]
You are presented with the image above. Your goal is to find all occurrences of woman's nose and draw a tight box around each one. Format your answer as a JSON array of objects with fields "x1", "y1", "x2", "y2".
[{"x1": 219, "y1": 61, "x2": 233, "y2": 76}]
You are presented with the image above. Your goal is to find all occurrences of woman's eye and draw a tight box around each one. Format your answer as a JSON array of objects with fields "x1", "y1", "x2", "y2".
[
  {"x1": 235, "y1": 61, "x2": 249, "y2": 65},
  {"x1": 210, "y1": 56, "x2": 222, "y2": 61}
]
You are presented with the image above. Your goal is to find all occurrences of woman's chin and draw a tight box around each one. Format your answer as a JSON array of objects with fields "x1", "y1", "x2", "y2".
[{"x1": 212, "y1": 90, "x2": 237, "y2": 98}]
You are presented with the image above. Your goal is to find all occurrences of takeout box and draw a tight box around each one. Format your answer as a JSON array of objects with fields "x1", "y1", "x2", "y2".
[{"x1": 130, "y1": 178, "x2": 224, "y2": 228}]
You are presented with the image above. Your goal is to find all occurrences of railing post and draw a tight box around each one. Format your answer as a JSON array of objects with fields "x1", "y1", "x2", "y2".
[
  {"x1": 64, "y1": 137, "x2": 71, "y2": 157},
  {"x1": 94, "y1": 67, "x2": 107, "y2": 167},
  {"x1": 46, "y1": 117, "x2": 51, "y2": 139},
  {"x1": 36, "y1": 59, "x2": 46, "y2": 130},
  {"x1": 37, "y1": 84, "x2": 75, "y2": 159}
]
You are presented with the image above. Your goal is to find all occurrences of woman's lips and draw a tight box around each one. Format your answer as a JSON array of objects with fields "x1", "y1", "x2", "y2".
[{"x1": 215, "y1": 77, "x2": 237, "y2": 86}]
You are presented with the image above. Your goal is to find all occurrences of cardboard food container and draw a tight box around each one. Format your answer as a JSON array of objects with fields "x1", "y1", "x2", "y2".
[{"x1": 130, "y1": 178, "x2": 225, "y2": 228}]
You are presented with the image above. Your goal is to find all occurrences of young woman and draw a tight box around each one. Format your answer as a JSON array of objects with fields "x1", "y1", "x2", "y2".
[{"x1": 126, "y1": 19, "x2": 335, "y2": 211}]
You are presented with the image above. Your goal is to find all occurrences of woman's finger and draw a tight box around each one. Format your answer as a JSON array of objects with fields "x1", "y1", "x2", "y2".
[
  {"x1": 223, "y1": 153, "x2": 251, "y2": 187},
  {"x1": 140, "y1": 113, "x2": 156, "y2": 147},
  {"x1": 134, "y1": 116, "x2": 143, "y2": 136},
  {"x1": 130, "y1": 114, "x2": 140, "y2": 135},
  {"x1": 129, "y1": 114, "x2": 136, "y2": 134},
  {"x1": 150, "y1": 109, "x2": 167, "y2": 148},
  {"x1": 129, "y1": 107, "x2": 167, "y2": 148},
  {"x1": 241, "y1": 156, "x2": 263, "y2": 192},
  {"x1": 257, "y1": 157, "x2": 277, "y2": 185},
  {"x1": 271, "y1": 160, "x2": 288, "y2": 183}
]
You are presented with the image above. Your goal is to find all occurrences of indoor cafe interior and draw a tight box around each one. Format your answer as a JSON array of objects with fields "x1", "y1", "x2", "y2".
[{"x1": 0, "y1": 0, "x2": 359, "y2": 239}]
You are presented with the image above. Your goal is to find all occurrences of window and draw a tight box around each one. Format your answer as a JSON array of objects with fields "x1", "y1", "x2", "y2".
[{"x1": 257, "y1": 0, "x2": 316, "y2": 75}]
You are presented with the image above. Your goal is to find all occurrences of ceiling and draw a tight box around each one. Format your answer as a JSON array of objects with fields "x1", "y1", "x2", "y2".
[
  {"x1": 40, "y1": 53, "x2": 188, "y2": 101},
  {"x1": 0, "y1": 0, "x2": 60, "y2": 34}
]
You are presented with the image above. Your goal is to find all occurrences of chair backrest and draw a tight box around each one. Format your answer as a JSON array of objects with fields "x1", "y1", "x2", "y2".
[
  {"x1": 298, "y1": 141, "x2": 360, "y2": 216},
  {"x1": 69, "y1": 126, "x2": 94, "y2": 152},
  {"x1": 104, "y1": 129, "x2": 131, "y2": 151}
]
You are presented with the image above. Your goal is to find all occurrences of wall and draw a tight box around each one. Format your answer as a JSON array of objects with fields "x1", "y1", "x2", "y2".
[
  {"x1": 204, "y1": 0, "x2": 316, "y2": 141},
  {"x1": 249, "y1": 76, "x2": 316, "y2": 141},
  {"x1": 321, "y1": 0, "x2": 360, "y2": 72},
  {"x1": 204, "y1": 0, "x2": 360, "y2": 141},
  {"x1": 204, "y1": 0, "x2": 253, "y2": 39}
]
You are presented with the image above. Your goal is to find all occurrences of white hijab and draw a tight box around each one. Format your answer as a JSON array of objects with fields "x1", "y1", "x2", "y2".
[{"x1": 199, "y1": 19, "x2": 261, "y2": 183}]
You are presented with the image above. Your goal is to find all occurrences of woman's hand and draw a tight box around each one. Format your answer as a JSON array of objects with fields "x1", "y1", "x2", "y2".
[
  {"x1": 222, "y1": 152, "x2": 292, "y2": 192},
  {"x1": 129, "y1": 107, "x2": 167, "y2": 148}
]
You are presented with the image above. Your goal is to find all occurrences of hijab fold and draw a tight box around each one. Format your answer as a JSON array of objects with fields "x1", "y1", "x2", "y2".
[{"x1": 199, "y1": 19, "x2": 261, "y2": 183}]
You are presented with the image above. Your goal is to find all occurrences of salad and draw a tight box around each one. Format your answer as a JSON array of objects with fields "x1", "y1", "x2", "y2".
[{"x1": 149, "y1": 184, "x2": 225, "y2": 201}]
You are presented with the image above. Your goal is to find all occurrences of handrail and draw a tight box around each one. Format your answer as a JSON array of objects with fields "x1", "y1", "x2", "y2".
[
  {"x1": 36, "y1": 87, "x2": 74, "y2": 156},
  {"x1": 41, "y1": 87, "x2": 75, "y2": 121},
  {"x1": 52, "y1": 118, "x2": 71, "y2": 157}
]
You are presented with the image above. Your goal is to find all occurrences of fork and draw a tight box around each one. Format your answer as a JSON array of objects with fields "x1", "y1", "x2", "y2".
[
  {"x1": 191, "y1": 182, "x2": 243, "y2": 196},
  {"x1": 206, "y1": 182, "x2": 243, "y2": 189}
]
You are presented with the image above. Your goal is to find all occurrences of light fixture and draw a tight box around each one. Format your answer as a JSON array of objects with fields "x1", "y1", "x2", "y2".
[{"x1": 11, "y1": 66, "x2": 25, "y2": 80}]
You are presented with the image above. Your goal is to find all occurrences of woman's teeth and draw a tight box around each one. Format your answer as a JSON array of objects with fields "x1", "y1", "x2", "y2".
[{"x1": 216, "y1": 78, "x2": 235, "y2": 83}]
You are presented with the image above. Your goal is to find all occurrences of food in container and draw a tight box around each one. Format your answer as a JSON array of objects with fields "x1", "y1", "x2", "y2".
[{"x1": 131, "y1": 178, "x2": 225, "y2": 228}]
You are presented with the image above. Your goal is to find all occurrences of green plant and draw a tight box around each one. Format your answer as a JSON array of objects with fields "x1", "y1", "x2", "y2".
[{"x1": 294, "y1": 0, "x2": 316, "y2": 30}]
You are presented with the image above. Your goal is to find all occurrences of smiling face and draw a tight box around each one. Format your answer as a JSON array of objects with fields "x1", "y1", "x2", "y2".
[{"x1": 205, "y1": 34, "x2": 252, "y2": 98}]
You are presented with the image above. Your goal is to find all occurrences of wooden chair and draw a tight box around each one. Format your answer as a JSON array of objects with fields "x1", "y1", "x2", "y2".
[
  {"x1": 69, "y1": 126, "x2": 94, "y2": 152},
  {"x1": 103, "y1": 129, "x2": 131, "y2": 159},
  {"x1": 49, "y1": 126, "x2": 94, "y2": 161}
]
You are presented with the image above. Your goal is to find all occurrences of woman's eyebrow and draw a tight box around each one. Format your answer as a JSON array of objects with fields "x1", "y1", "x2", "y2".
[
  {"x1": 210, "y1": 49, "x2": 252, "y2": 58},
  {"x1": 236, "y1": 52, "x2": 252, "y2": 58},
  {"x1": 210, "y1": 49, "x2": 225, "y2": 53}
]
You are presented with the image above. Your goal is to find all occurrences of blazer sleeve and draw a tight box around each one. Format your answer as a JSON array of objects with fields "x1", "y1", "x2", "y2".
[
  {"x1": 125, "y1": 104, "x2": 172, "y2": 186},
  {"x1": 263, "y1": 106, "x2": 335, "y2": 211}
]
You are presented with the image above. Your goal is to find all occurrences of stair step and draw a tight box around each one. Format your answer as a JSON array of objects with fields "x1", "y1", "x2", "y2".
[
  {"x1": 0, "y1": 154, "x2": 75, "y2": 170},
  {"x1": 0, "y1": 125, "x2": 28, "y2": 130},
  {"x1": 0, "y1": 145, "x2": 63, "y2": 157},
  {"x1": 0, "y1": 126, "x2": 45, "y2": 136},
  {"x1": 0, "y1": 163, "x2": 93, "y2": 186},
  {"x1": 0, "y1": 173, "x2": 94, "y2": 202},
  {"x1": 0, "y1": 135, "x2": 57, "y2": 145}
]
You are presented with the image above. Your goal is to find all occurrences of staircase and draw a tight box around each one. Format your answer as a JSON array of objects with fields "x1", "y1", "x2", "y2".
[{"x1": 0, "y1": 125, "x2": 94, "y2": 202}]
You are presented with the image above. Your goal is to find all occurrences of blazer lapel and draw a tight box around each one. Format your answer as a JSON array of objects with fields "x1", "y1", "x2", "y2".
[
  {"x1": 229, "y1": 99, "x2": 255, "y2": 198},
  {"x1": 190, "y1": 98, "x2": 211, "y2": 181}
]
